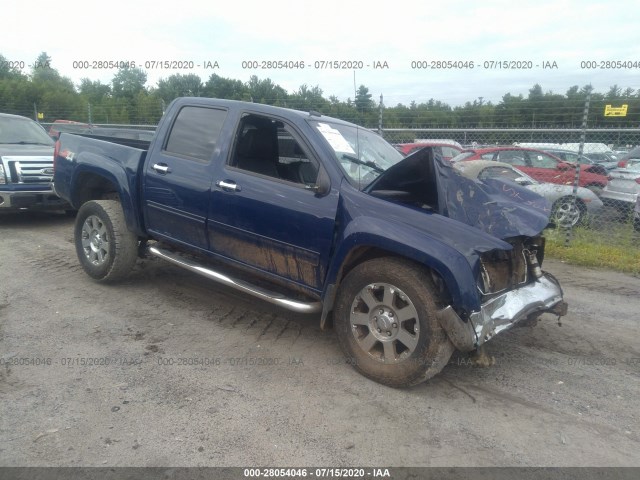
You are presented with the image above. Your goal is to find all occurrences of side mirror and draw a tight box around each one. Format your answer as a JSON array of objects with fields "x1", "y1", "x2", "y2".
[
  {"x1": 557, "y1": 162, "x2": 572, "y2": 171},
  {"x1": 306, "y1": 168, "x2": 331, "y2": 196},
  {"x1": 515, "y1": 176, "x2": 532, "y2": 186}
]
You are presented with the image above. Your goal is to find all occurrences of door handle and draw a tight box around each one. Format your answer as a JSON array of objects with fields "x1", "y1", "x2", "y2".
[
  {"x1": 216, "y1": 180, "x2": 240, "y2": 192},
  {"x1": 152, "y1": 163, "x2": 171, "y2": 174}
]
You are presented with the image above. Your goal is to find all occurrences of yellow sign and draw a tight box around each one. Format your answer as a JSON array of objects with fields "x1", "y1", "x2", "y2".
[
  {"x1": 37, "y1": 112, "x2": 44, "y2": 119},
  {"x1": 604, "y1": 104, "x2": 628, "y2": 117}
]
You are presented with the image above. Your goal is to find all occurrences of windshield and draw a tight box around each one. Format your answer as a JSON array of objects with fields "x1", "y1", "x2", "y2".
[
  {"x1": 310, "y1": 120, "x2": 403, "y2": 189},
  {"x1": 0, "y1": 116, "x2": 54, "y2": 145},
  {"x1": 478, "y1": 165, "x2": 539, "y2": 185}
]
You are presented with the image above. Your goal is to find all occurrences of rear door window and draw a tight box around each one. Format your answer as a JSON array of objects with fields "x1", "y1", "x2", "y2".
[
  {"x1": 495, "y1": 150, "x2": 527, "y2": 166},
  {"x1": 164, "y1": 106, "x2": 227, "y2": 162}
]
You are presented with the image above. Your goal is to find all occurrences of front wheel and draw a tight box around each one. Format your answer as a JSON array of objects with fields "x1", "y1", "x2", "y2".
[
  {"x1": 74, "y1": 200, "x2": 138, "y2": 282},
  {"x1": 334, "y1": 258, "x2": 454, "y2": 388}
]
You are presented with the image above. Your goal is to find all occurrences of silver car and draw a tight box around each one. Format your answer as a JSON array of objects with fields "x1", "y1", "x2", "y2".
[
  {"x1": 600, "y1": 159, "x2": 640, "y2": 208},
  {"x1": 454, "y1": 160, "x2": 603, "y2": 227}
]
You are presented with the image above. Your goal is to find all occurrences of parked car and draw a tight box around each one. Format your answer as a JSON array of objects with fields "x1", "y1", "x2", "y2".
[
  {"x1": 48, "y1": 120, "x2": 91, "y2": 140},
  {"x1": 616, "y1": 146, "x2": 640, "y2": 168},
  {"x1": 452, "y1": 147, "x2": 608, "y2": 193},
  {"x1": 583, "y1": 151, "x2": 618, "y2": 164},
  {"x1": 453, "y1": 160, "x2": 603, "y2": 227},
  {"x1": 53, "y1": 97, "x2": 567, "y2": 387},
  {"x1": 516, "y1": 142, "x2": 617, "y2": 160},
  {"x1": 541, "y1": 148, "x2": 616, "y2": 173},
  {"x1": 600, "y1": 159, "x2": 640, "y2": 208},
  {"x1": 0, "y1": 113, "x2": 69, "y2": 211},
  {"x1": 395, "y1": 142, "x2": 463, "y2": 161}
]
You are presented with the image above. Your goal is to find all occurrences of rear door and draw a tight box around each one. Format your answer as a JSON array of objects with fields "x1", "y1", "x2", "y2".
[
  {"x1": 493, "y1": 149, "x2": 565, "y2": 184},
  {"x1": 142, "y1": 105, "x2": 228, "y2": 250}
]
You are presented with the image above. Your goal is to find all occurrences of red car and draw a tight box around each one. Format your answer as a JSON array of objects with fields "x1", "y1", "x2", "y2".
[
  {"x1": 395, "y1": 142, "x2": 463, "y2": 161},
  {"x1": 452, "y1": 147, "x2": 608, "y2": 191}
]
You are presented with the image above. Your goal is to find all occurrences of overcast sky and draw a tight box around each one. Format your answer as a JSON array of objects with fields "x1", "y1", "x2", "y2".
[{"x1": 3, "y1": 0, "x2": 639, "y2": 106}]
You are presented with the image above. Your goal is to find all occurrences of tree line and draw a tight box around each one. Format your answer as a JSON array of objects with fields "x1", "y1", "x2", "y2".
[{"x1": 1, "y1": 52, "x2": 639, "y2": 129}]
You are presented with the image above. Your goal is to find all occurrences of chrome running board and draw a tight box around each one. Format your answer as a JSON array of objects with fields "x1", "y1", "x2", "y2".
[{"x1": 147, "y1": 245, "x2": 322, "y2": 314}]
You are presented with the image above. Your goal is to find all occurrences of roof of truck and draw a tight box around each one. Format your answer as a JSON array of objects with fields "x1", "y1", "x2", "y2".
[{"x1": 171, "y1": 97, "x2": 359, "y2": 127}]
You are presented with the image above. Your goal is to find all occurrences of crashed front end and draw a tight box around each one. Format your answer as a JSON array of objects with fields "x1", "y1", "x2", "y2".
[
  {"x1": 366, "y1": 148, "x2": 568, "y2": 352},
  {"x1": 437, "y1": 235, "x2": 567, "y2": 352}
]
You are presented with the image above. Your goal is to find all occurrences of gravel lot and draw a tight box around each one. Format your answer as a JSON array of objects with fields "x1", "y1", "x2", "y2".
[{"x1": 0, "y1": 211, "x2": 639, "y2": 467}]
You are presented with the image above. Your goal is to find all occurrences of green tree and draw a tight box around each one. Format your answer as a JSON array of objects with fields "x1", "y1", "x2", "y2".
[
  {"x1": 156, "y1": 73, "x2": 203, "y2": 102},
  {"x1": 112, "y1": 67, "x2": 148, "y2": 100},
  {"x1": 27, "y1": 52, "x2": 80, "y2": 121},
  {"x1": 289, "y1": 84, "x2": 328, "y2": 111},
  {"x1": 354, "y1": 85, "x2": 373, "y2": 112},
  {"x1": 78, "y1": 79, "x2": 111, "y2": 104},
  {"x1": 246, "y1": 76, "x2": 287, "y2": 105},
  {"x1": 0, "y1": 54, "x2": 25, "y2": 80},
  {"x1": 203, "y1": 74, "x2": 249, "y2": 100},
  {"x1": 495, "y1": 93, "x2": 525, "y2": 126}
]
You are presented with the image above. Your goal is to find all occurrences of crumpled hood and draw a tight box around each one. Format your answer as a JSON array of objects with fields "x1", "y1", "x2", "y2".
[{"x1": 365, "y1": 148, "x2": 551, "y2": 239}]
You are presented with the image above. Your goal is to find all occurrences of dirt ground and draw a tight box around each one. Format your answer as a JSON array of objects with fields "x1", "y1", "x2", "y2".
[{"x1": 0, "y1": 211, "x2": 638, "y2": 467}]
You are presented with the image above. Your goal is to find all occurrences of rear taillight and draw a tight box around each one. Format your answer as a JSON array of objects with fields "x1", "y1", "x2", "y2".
[
  {"x1": 635, "y1": 178, "x2": 640, "y2": 185},
  {"x1": 618, "y1": 160, "x2": 627, "y2": 168},
  {"x1": 53, "y1": 140, "x2": 60, "y2": 172}
]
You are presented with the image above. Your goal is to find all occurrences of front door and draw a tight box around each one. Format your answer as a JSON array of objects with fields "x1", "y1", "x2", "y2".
[{"x1": 207, "y1": 113, "x2": 339, "y2": 292}]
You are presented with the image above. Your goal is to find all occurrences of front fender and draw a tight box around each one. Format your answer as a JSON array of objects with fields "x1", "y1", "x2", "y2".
[{"x1": 322, "y1": 215, "x2": 482, "y2": 326}]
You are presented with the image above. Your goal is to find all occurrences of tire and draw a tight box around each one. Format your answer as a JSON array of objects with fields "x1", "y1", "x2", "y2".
[
  {"x1": 334, "y1": 258, "x2": 455, "y2": 388},
  {"x1": 74, "y1": 200, "x2": 138, "y2": 282},
  {"x1": 551, "y1": 196, "x2": 586, "y2": 228}
]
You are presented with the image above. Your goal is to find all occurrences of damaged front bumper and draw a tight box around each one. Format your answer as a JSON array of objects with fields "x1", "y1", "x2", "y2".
[{"x1": 437, "y1": 272, "x2": 567, "y2": 352}]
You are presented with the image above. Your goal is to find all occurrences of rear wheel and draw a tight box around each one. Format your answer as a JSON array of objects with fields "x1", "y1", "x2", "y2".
[
  {"x1": 552, "y1": 196, "x2": 587, "y2": 227},
  {"x1": 334, "y1": 258, "x2": 454, "y2": 387},
  {"x1": 74, "y1": 200, "x2": 138, "y2": 282}
]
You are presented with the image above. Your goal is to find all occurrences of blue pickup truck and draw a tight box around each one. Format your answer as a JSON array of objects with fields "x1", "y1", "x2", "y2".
[{"x1": 53, "y1": 97, "x2": 567, "y2": 387}]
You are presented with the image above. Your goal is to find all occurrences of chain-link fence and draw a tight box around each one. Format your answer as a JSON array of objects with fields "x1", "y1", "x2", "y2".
[
  {"x1": 382, "y1": 127, "x2": 640, "y2": 259},
  {"x1": 19, "y1": 98, "x2": 639, "y2": 258}
]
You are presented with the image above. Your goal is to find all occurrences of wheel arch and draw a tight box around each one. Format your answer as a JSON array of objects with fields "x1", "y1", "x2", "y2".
[
  {"x1": 320, "y1": 233, "x2": 479, "y2": 330},
  {"x1": 70, "y1": 161, "x2": 145, "y2": 237},
  {"x1": 332, "y1": 255, "x2": 456, "y2": 387}
]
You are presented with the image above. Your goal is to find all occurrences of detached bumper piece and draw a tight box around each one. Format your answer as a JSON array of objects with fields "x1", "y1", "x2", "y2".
[{"x1": 437, "y1": 272, "x2": 567, "y2": 352}]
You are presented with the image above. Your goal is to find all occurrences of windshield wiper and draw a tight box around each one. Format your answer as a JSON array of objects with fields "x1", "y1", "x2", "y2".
[{"x1": 341, "y1": 154, "x2": 384, "y2": 173}]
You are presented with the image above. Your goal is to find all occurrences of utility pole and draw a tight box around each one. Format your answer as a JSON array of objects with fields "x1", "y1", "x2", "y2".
[
  {"x1": 565, "y1": 85, "x2": 592, "y2": 246},
  {"x1": 378, "y1": 94, "x2": 383, "y2": 135}
]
